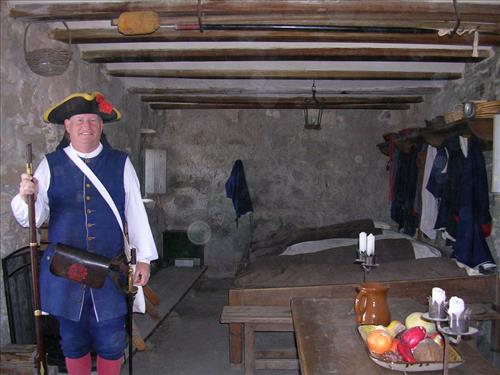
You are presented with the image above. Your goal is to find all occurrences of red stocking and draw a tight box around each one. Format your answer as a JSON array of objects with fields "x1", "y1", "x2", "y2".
[
  {"x1": 97, "y1": 356, "x2": 122, "y2": 375},
  {"x1": 65, "y1": 353, "x2": 91, "y2": 375}
]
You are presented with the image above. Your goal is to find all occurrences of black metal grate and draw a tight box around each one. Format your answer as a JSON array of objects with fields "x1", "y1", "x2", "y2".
[
  {"x1": 2, "y1": 246, "x2": 36, "y2": 344},
  {"x1": 2, "y1": 246, "x2": 66, "y2": 371}
]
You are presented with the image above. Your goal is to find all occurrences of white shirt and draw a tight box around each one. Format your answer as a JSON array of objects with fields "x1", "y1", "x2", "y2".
[
  {"x1": 11, "y1": 143, "x2": 158, "y2": 263},
  {"x1": 419, "y1": 145, "x2": 438, "y2": 240}
]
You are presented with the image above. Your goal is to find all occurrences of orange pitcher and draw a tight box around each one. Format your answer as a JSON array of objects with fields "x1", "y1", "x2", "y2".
[{"x1": 354, "y1": 282, "x2": 391, "y2": 325}]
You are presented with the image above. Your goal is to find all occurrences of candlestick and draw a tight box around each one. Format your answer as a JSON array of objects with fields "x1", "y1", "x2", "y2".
[
  {"x1": 448, "y1": 297, "x2": 470, "y2": 334},
  {"x1": 422, "y1": 293, "x2": 478, "y2": 375},
  {"x1": 355, "y1": 233, "x2": 378, "y2": 283},
  {"x1": 432, "y1": 287, "x2": 446, "y2": 304},
  {"x1": 429, "y1": 287, "x2": 447, "y2": 319},
  {"x1": 359, "y1": 232, "x2": 367, "y2": 253},
  {"x1": 367, "y1": 233, "x2": 375, "y2": 256}
]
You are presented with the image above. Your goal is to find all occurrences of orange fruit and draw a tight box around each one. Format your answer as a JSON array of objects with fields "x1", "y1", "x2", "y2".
[{"x1": 367, "y1": 329, "x2": 393, "y2": 355}]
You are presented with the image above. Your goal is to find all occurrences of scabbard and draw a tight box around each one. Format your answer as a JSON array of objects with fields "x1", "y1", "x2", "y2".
[
  {"x1": 125, "y1": 248, "x2": 137, "y2": 375},
  {"x1": 126, "y1": 292, "x2": 135, "y2": 375}
]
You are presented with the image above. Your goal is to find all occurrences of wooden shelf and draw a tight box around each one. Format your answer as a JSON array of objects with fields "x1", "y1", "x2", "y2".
[{"x1": 378, "y1": 117, "x2": 493, "y2": 156}]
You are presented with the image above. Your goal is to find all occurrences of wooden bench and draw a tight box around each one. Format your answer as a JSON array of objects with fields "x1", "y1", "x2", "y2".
[{"x1": 220, "y1": 306, "x2": 298, "y2": 375}]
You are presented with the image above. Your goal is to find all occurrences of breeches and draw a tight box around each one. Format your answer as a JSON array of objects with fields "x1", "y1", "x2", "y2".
[{"x1": 55, "y1": 289, "x2": 126, "y2": 360}]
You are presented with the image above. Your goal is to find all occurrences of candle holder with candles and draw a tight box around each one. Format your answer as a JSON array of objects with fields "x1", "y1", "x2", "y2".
[
  {"x1": 355, "y1": 233, "x2": 378, "y2": 282},
  {"x1": 423, "y1": 294, "x2": 478, "y2": 342},
  {"x1": 439, "y1": 296, "x2": 476, "y2": 338},
  {"x1": 422, "y1": 292, "x2": 477, "y2": 375}
]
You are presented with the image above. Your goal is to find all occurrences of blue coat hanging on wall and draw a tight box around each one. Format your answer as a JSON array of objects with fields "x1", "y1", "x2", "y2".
[
  {"x1": 225, "y1": 160, "x2": 253, "y2": 226},
  {"x1": 427, "y1": 135, "x2": 494, "y2": 269}
]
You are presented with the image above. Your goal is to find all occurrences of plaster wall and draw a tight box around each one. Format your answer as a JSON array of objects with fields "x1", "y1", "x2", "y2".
[{"x1": 0, "y1": 3, "x2": 143, "y2": 345}]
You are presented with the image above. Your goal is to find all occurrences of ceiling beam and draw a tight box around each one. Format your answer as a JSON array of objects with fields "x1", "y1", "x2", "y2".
[
  {"x1": 81, "y1": 47, "x2": 488, "y2": 64},
  {"x1": 107, "y1": 69, "x2": 462, "y2": 80},
  {"x1": 140, "y1": 95, "x2": 423, "y2": 104},
  {"x1": 10, "y1": 1, "x2": 500, "y2": 25},
  {"x1": 149, "y1": 103, "x2": 412, "y2": 110},
  {"x1": 128, "y1": 87, "x2": 441, "y2": 96},
  {"x1": 52, "y1": 28, "x2": 500, "y2": 46}
]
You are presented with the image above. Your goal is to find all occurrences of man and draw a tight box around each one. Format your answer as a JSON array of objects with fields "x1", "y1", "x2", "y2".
[{"x1": 11, "y1": 92, "x2": 158, "y2": 375}]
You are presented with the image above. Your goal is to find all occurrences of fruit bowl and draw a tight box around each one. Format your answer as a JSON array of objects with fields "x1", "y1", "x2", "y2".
[{"x1": 357, "y1": 325, "x2": 463, "y2": 372}]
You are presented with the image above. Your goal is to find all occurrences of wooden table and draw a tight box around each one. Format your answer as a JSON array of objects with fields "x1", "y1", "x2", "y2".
[{"x1": 291, "y1": 297, "x2": 500, "y2": 375}]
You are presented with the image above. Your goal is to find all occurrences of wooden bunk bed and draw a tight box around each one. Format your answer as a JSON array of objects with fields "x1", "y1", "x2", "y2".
[{"x1": 226, "y1": 219, "x2": 498, "y2": 365}]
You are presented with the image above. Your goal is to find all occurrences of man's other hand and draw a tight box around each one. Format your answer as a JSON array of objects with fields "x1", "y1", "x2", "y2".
[{"x1": 134, "y1": 262, "x2": 150, "y2": 286}]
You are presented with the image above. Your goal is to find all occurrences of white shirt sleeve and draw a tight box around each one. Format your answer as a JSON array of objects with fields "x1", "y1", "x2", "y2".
[
  {"x1": 10, "y1": 157, "x2": 51, "y2": 228},
  {"x1": 124, "y1": 157, "x2": 158, "y2": 263}
]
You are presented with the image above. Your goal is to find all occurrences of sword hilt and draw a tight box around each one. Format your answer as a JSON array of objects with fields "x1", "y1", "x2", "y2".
[
  {"x1": 130, "y1": 248, "x2": 136, "y2": 266},
  {"x1": 126, "y1": 248, "x2": 138, "y2": 295}
]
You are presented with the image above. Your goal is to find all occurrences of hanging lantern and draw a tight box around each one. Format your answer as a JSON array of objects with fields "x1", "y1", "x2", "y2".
[{"x1": 303, "y1": 81, "x2": 324, "y2": 130}]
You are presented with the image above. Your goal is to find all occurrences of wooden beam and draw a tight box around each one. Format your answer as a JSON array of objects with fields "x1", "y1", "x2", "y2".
[
  {"x1": 129, "y1": 87, "x2": 441, "y2": 96},
  {"x1": 82, "y1": 47, "x2": 489, "y2": 64},
  {"x1": 107, "y1": 69, "x2": 462, "y2": 80},
  {"x1": 10, "y1": 1, "x2": 500, "y2": 25},
  {"x1": 228, "y1": 274, "x2": 496, "y2": 307},
  {"x1": 52, "y1": 28, "x2": 500, "y2": 47},
  {"x1": 141, "y1": 95, "x2": 422, "y2": 104},
  {"x1": 149, "y1": 103, "x2": 411, "y2": 110}
]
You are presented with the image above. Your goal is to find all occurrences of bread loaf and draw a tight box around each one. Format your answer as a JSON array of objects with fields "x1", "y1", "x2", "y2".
[{"x1": 412, "y1": 338, "x2": 444, "y2": 362}]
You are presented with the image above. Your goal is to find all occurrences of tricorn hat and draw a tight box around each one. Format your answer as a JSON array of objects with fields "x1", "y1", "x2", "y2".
[{"x1": 43, "y1": 92, "x2": 121, "y2": 124}]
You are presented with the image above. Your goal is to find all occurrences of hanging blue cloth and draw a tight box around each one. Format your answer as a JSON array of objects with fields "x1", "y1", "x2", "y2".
[
  {"x1": 225, "y1": 160, "x2": 253, "y2": 225},
  {"x1": 427, "y1": 135, "x2": 494, "y2": 268},
  {"x1": 390, "y1": 142, "x2": 422, "y2": 236}
]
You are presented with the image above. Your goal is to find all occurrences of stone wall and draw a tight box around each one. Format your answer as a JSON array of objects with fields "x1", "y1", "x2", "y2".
[
  {"x1": 142, "y1": 104, "x2": 412, "y2": 277},
  {"x1": 140, "y1": 53, "x2": 499, "y2": 278},
  {"x1": 0, "y1": 3, "x2": 143, "y2": 345}
]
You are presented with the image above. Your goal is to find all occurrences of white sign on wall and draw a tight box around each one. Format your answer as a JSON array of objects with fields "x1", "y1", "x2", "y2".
[{"x1": 144, "y1": 149, "x2": 167, "y2": 194}]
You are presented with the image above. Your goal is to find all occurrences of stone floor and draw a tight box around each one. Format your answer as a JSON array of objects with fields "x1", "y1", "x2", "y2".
[
  {"x1": 123, "y1": 274, "x2": 500, "y2": 375},
  {"x1": 122, "y1": 276, "x2": 298, "y2": 375}
]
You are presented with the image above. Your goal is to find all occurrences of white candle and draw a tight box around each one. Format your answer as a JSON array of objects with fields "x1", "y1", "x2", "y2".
[
  {"x1": 448, "y1": 296, "x2": 465, "y2": 316},
  {"x1": 367, "y1": 233, "x2": 375, "y2": 256},
  {"x1": 359, "y1": 232, "x2": 367, "y2": 253},
  {"x1": 432, "y1": 287, "x2": 446, "y2": 304}
]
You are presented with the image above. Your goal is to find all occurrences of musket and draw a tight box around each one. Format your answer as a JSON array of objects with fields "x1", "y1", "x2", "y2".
[
  {"x1": 125, "y1": 248, "x2": 138, "y2": 375},
  {"x1": 26, "y1": 143, "x2": 48, "y2": 375}
]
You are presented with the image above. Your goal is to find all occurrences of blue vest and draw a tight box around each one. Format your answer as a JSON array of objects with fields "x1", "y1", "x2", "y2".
[{"x1": 39, "y1": 147, "x2": 128, "y2": 321}]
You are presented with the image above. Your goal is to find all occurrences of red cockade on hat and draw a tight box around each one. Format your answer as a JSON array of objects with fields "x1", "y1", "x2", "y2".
[
  {"x1": 95, "y1": 94, "x2": 113, "y2": 114},
  {"x1": 67, "y1": 263, "x2": 89, "y2": 283}
]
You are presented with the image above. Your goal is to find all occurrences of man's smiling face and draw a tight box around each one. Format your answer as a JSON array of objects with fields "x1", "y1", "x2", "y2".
[{"x1": 64, "y1": 113, "x2": 104, "y2": 153}]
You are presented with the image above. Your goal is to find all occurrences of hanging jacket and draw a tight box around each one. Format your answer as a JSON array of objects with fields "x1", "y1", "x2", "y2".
[
  {"x1": 390, "y1": 142, "x2": 422, "y2": 236},
  {"x1": 225, "y1": 160, "x2": 253, "y2": 225},
  {"x1": 427, "y1": 135, "x2": 494, "y2": 268}
]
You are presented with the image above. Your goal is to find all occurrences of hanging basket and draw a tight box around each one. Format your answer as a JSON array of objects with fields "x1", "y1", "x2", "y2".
[{"x1": 24, "y1": 21, "x2": 72, "y2": 77}]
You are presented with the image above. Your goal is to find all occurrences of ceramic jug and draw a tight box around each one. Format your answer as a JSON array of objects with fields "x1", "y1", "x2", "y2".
[{"x1": 354, "y1": 282, "x2": 391, "y2": 325}]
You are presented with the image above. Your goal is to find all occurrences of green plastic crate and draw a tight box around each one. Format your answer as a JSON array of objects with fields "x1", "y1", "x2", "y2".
[{"x1": 163, "y1": 230, "x2": 204, "y2": 266}]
